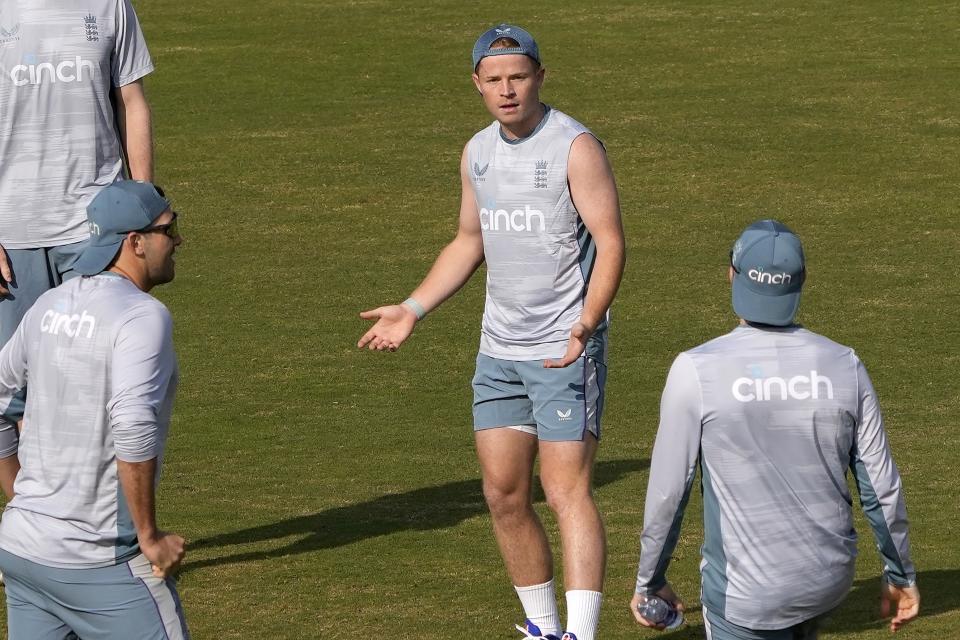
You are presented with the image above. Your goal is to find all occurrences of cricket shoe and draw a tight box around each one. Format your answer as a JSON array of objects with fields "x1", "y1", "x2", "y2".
[
  {"x1": 560, "y1": 634, "x2": 578, "y2": 640},
  {"x1": 514, "y1": 620, "x2": 560, "y2": 640}
]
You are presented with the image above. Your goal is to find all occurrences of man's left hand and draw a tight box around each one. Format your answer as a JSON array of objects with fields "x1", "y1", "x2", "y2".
[{"x1": 543, "y1": 321, "x2": 593, "y2": 368}]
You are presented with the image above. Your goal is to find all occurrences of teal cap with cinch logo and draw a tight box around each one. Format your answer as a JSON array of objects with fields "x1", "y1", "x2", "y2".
[{"x1": 730, "y1": 219, "x2": 806, "y2": 326}]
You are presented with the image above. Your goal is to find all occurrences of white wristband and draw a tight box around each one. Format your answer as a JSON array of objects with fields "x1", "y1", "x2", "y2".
[{"x1": 402, "y1": 297, "x2": 427, "y2": 320}]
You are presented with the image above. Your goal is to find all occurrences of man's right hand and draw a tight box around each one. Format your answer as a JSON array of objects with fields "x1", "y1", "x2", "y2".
[
  {"x1": 357, "y1": 304, "x2": 418, "y2": 351},
  {"x1": 140, "y1": 531, "x2": 186, "y2": 578},
  {"x1": 880, "y1": 578, "x2": 920, "y2": 632},
  {"x1": 0, "y1": 243, "x2": 11, "y2": 296},
  {"x1": 630, "y1": 583, "x2": 684, "y2": 630}
]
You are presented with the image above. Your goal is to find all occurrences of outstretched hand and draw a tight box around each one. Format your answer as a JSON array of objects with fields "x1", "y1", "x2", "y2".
[
  {"x1": 543, "y1": 321, "x2": 593, "y2": 368},
  {"x1": 358, "y1": 304, "x2": 418, "y2": 352},
  {"x1": 880, "y1": 579, "x2": 920, "y2": 632},
  {"x1": 630, "y1": 583, "x2": 684, "y2": 630}
]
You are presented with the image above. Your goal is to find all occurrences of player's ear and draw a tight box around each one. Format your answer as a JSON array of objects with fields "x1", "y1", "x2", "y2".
[
  {"x1": 126, "y1": 231, "x2": 147, "y2": 257},
  {"x1": 472, "y1": 73, "x2": 482, "y2": 95},
  {"x1": 728, "y1": 265, "x2": 735, "y2": 283}
]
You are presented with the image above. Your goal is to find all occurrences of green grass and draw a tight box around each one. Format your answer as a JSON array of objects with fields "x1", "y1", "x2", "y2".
[{"x1": 6, "y1": 0, "x2": 960, "y2": 637}]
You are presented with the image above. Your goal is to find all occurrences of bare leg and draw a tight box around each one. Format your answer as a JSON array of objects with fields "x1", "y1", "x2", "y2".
[
  {"x1": 0, "y1": 454, "x2": 19, "y2": 499},
  {"x1": 539, "y1": 434, "x2": 605, "y2": 590},
  {"x1": 475, "y1": 428, "x2": 552, "y2": 586}
]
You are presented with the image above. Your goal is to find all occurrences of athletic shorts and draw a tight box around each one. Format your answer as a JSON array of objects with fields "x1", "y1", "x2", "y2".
[
  {"x1": 0, "y1": 549, "x2": 190, "y2": 640},
  {"x1": 472, "y1": 353, "x2": 607, "y2": 441},
  {"x1": 704, "y1": 607, "x2": 824, "y2": 640}
]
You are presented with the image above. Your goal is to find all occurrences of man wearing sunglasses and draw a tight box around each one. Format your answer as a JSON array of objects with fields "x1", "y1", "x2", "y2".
[
  {"x1": 631, "y1": 220, "x2": 919, "y2": 639},
  {"x1": 0, "y1": 181, "x2": 188, "y2": 638}
]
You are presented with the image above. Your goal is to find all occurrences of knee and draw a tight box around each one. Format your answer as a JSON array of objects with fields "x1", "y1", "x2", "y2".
[
  {"x1": 543, "y1": 481, "x2": 592, "y2": 516},
  {"x1": 482, "y1": 481, "x2": 530, "y2": 519}
]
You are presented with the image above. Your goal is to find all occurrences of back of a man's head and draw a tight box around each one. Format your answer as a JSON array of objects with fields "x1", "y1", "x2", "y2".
[{"x1": 729, "y1": 219, "x2": 806, "y2": 326}]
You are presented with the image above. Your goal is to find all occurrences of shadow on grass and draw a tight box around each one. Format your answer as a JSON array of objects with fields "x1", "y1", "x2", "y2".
[
  {"x1": 185, "y1": 457, "x2": 648, "y2": 573},
  {"x1": 824, "y1": 568, "x2": 959, "y2": 634}
]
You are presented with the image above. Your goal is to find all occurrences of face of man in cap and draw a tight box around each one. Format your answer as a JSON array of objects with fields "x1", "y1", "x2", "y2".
[
  {"x1": 119, "y1": 208, "x2": 182, "y2": 291},
  {"x1": 472, "y1": 52, "x2": 545, "y2": 138}
]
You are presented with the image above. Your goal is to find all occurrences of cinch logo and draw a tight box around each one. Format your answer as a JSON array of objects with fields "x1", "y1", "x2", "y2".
[
  {"x1": 479, "y1": 205, "x2": 545, "y2": 232},
  {"x1": 39, "y1": 310, "x2": 96, "y2": 339},
  {"x1": 9, "y1": 56, "x2": 96, "y2": 87},
  {"x1": 748, "y1": 268, "x2": 792, "y2": 285},
  {"x1": 732, "y1": 370, "x2": 834, "y2": 402}
]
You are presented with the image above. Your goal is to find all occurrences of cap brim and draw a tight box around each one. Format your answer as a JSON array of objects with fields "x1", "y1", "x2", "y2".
[
  {"x1": 732, "y1": 277, "x2": 801, "y2": 326},
  {"x1": 72, "y1": 240, "x2": 123, "y2": 276}
]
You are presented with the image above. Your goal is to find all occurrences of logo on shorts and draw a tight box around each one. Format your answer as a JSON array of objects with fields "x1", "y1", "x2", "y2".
[
  {"x1": 556, "y1": 408, "x2": 572, "y2": 421},
  {"x1": 83, "y1": 14, "x2": 99, "y2": 42},
  {"x1": 534, "y1": 160, "x2": 548, "y2": 189}
]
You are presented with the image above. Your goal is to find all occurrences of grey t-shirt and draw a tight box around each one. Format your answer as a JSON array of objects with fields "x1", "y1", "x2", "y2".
[
  {"x1": 635, "y1": 324, "x2": 914, "y2": 629},
  {"x1": 0, "y1": 0, "x2": 154, "y2": 248},
  {"x1": 0, "y1": 273, "x2": 177, "y2": 568}
]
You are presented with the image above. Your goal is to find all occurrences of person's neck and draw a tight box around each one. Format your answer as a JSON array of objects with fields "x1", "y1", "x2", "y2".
[
  {"x1": 500, "y1": 103, "x2": 547, "y2": 141},
  {"x1": 109, "y1": 264, "x2": 150, "y2": 292}
]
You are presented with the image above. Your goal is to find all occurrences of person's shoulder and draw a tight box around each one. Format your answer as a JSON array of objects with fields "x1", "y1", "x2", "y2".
[
  {"x1": 684, "y1": 328, "x2": 741, "y2": 357},
  {"x1": 467, "y1": 120, "x2": 500, "y2": 145},
  {"x1": 793, "y1": 326, "x2": 856, "y2": 358},
  {"x1": 545, "y1": 108, "x2": 592, "y2": 137}
]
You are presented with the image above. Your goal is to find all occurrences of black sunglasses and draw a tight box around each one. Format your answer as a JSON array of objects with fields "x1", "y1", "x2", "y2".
[{"x1": 139, "y1": 211, "x2": 179, "y2": 239}]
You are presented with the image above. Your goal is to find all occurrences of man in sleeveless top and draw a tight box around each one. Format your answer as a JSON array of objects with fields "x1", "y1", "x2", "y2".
[
  {"x1": 0, "y1": 180, "x2": 188, "y2": 638},
  {"x1": 631, "y1": 220, "x2": 919, "y2": 639},
  {"x1": 359, "y1": 24, "x2": 625, "y2": 640},
  {"x1": 0, "y1": 0, "x2": 156, "y2": 493}
]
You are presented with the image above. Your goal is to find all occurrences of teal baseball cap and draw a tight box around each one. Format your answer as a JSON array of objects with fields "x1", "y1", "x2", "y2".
[
  {"x1": 472, "y1": 24, "x2": 540, "y2": 70},
  {"x1": 73, "y1": 180, "x2": 171, "y2": 276},
  {"x1": 730, "y1": 219, "x2": 806, "y2": 326}
]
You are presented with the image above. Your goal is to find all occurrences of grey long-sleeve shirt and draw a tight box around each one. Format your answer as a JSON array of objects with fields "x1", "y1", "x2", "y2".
[
  {"x1": 0, "y1": 273, "x2": 177, "y2": 568},
  {"x1": 635, "y1": 324, "x2": 914, "y2": 630}
]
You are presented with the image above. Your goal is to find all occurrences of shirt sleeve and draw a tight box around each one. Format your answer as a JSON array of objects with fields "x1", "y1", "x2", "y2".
[
  {"x1": 0, "y1": 312, "x2": 30, "y2": 458},
  {"x1": 636, "y1": 352, "x2": 703, "y2": 594},
  {"x1": 108, "y1": 304, "x2": 174, "y2": 463},
  {"x1": 850, "y1": 355, "x2": 916, "y2": 586},
  {"x1": 112, "y1": 0, "x2": 155, "y2": 86}
]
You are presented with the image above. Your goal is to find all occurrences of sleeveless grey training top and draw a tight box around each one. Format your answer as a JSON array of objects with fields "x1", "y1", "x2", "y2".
[{"x1": 467, "y1": 107, "x2": 607, "y2": 361}]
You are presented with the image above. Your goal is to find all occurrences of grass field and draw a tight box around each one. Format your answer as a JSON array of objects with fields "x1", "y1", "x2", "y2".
[{"x1": 6, "y1": 1, "x2": 960, "y2": 638}]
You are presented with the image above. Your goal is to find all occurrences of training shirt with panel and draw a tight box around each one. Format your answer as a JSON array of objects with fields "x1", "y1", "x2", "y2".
[
  {"x1": 0, "y1": 0, "x2": 154, "y2": 248},
  {"x1": 467, "y1": 106, "x2": 607, "y2": 362},
  {"x1": 635, "y1": 324, "x2": 914, "y2": 630},
  {"x1": 0, "y1": 273, "x2": 177, "y2": 568}
]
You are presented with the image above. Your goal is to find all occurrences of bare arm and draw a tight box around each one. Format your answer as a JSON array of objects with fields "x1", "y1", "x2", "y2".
[
  {"x1": 116, "y1": 458, "x2": 184, "y2": 577},
  {"x1": 114, "y1": 79, "x2": 154, "y2": 181},
  {"x1": 544, "y1": 133, "x2": 625, "y2": 368},
  {"x1": 358, "y1": 144, "x2": 485, "y2": 351}
]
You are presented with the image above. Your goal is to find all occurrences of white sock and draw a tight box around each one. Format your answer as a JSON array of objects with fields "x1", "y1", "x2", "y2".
[
  {"x1": 514, "y1": 580, "x2": 562, "y2": 636},
  {"x1": 565, "y1": 590, "x2": 603, "y2": 640}
]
